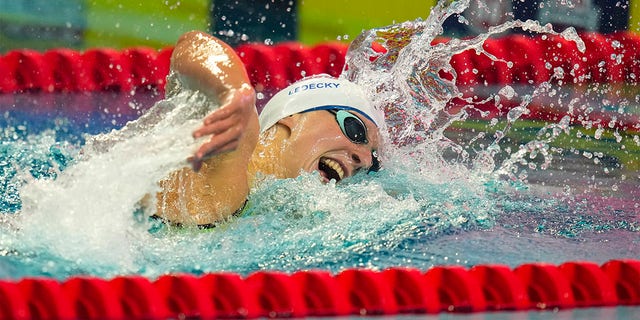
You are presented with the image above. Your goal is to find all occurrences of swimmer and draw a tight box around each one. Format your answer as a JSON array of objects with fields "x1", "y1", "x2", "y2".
[{"x1": 150, "y1": 31, "x2": 384, "y2": 227}]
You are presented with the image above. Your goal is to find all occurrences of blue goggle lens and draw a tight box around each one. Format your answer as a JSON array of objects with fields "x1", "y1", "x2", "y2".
[
  {"x1": 328, "y1": 109, "x2": 380, "y2": 173},
  {"x1": 329, "y1": 109, "x2": 368, "y2": 144}
]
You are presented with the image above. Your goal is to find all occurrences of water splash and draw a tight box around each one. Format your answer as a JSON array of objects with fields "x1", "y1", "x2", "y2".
[
  {"x1": 0, "y1": 0, "x2": 638, "y2": 279},
  {"x1": 3, "y1": 73, "x2": 221, "y2": 275},
  {"x1": 342, "y1": 0, "x2": 586, "y2": 185}
]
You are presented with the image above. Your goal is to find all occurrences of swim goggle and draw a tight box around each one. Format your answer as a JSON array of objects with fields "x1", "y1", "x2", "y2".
[{"x1": 326, "y1": 109, "x2": 380, "y2": 173}]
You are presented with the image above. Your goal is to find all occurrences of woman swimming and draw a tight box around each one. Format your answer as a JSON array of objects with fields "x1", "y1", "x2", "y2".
[{"x1": 149, "y1": 31, "x2": 385, "y2": 227}]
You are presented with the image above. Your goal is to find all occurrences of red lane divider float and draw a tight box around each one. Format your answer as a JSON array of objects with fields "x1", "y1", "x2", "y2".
[
  {"x1": 1, "y1": 32, "x2": 639, "y2": 95},
  {"x1": 43, "y1": 48, "x2": 91, "y2": 92},
  {"x1": 0, "y1": 259, "x2": 639, "y2": 319}
]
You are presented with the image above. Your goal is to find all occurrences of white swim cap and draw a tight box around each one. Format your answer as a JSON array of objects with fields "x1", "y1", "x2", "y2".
[{"x1": 258, "y1": 74, "x2": 385, "y2": 132}]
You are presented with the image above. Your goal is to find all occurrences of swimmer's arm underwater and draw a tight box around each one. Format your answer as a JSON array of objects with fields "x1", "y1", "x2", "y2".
[{"x1": 153, "y1": 31, "x2": 259, "y2": 226}]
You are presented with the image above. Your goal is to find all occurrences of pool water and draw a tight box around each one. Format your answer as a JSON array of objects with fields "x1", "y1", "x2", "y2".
[
  {"x1": 0, "y1": 85, "x2": 637, "y2": 281},
  {"x1": 0, "y1": 0, "x2": 638, "y2": 288}
]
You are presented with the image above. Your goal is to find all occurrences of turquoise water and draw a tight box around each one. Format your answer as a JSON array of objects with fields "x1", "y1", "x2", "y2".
[
  {"x1": 0, "y1": 88, "x2": 637, "y2": 281},
  {"x1": 0, "y1": 0, "x2": 639, "y2": 282}
]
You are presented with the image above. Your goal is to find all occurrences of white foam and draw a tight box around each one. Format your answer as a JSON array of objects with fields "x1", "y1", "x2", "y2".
[{"x1": 16, "y1": 74, "x2": 220, "y2": 271}]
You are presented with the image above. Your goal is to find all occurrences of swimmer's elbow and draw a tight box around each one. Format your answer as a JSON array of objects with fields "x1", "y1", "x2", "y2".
[{"x1": 170, "y1": 31, "x2": 251, "y2": 103}]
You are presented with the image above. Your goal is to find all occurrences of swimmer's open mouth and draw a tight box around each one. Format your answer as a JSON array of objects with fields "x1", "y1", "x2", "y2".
[{"x1": 319, "y1": 157, "x2": 345, "y2": 182}]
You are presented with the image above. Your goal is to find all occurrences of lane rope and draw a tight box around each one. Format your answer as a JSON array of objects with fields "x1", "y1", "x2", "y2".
[
  {"x1": 1, "y1": 32, "x2": 638, "y2": 94},
  {"x1": 0, "y1": 260, "x2": 638, "y2": 318}
]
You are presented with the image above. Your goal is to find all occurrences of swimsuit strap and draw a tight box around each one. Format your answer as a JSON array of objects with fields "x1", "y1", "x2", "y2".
[{"x1": 149, "y1": 199, "x2": 249, "y2": 230}]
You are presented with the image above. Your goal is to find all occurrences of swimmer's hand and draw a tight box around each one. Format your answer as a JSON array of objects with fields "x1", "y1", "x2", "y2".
[
  {"x1": 169, "y1": 30, "x2": 259, "y2": 172},
  {"x1": 189, "y1": 84, "x2": 257, "y2": 171}
]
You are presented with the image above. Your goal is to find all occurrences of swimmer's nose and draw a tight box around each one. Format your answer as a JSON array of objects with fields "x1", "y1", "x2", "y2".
[{"x1": 350, "y1": 145, "x2": 373, "y2": 170}]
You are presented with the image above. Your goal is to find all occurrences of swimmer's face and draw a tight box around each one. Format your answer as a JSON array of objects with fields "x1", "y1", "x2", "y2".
[{"x1": 277, "y1": 110, "x2": 381, "y2": 182}]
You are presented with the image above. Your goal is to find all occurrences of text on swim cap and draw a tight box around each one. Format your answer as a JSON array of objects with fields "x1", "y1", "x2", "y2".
[{"x1": 288, "y1": 82, "x2": 340, "y2": 95}]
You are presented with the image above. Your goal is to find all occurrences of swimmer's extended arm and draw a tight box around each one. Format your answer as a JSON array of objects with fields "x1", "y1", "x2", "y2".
[
  {"x1": 170, "y1": 30, "x2": 258, "y2": 170},
  {"x1": 155, "y1": 31, "x2": 259, "y2": 225}
]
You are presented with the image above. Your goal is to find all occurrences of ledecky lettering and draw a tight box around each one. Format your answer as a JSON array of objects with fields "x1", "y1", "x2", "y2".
[{"x1": 288, "y1": 82, "x2": 340, "y2": 95}]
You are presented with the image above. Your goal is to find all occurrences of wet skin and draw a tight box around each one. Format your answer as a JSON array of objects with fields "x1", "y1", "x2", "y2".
[{"x1": 154, "y1": 31, "x2": 381, "y2": 226}]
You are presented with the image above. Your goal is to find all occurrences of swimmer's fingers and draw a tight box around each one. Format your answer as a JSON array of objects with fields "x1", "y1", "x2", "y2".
[
  {"x1": 191, "y1": 85, "x2": 255, "y2": 160},
  {"x1": 194, "y1": 130, "x2": 241, "y2": 160},
  {"x1": 197, "y1": 103, "x2": 237, "y2": 131},
  {"x1": 191, "y1": 107, "x2": 246, "y2": 160},
  {"x1": 193, "y1": 85, "x2": 254, "y2": 139},
  {"x1": 203, "y1": 85, "x2": 255, "y2": 127},
  {"x1": 192, "y1": 110, "x2": 244, "y2": 140},
  {"x1": 187, "y1": 156, "x2": 203, "y2": 172},
  {"x1": 190, "y1": 133, "x2": 241, "y2": 171}
]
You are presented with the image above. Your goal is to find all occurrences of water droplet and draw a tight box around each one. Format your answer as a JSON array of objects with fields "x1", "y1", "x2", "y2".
[
  {"x1": 594, "y1": 128, "x2": 603, "y2": 139},
  {"x1": 611, "y1": 40, "x2": 621, "y2": 49},
  {"x1": 498, "y1": 85, "x2": 516, "y2": 98}
]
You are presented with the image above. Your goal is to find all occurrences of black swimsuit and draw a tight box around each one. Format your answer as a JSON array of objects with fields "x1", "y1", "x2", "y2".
[{"x1": 148, "y1": 199, "x2": 249, "y2": 231}]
